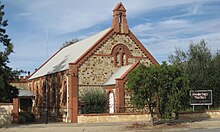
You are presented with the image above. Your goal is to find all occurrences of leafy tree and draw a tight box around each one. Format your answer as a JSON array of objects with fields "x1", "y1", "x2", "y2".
[
  {"x1": 61, "y1": 38, "x2": 80, "y2": 48},
  {"x1": 126, "y1": 64, "x2": 159, "y2": 125},
  {"x1": 0, "y1": 2, "x2": 18, "y2": 102},
  {"x1": 169, "y1": 40, "x2": 220, "y2": 108},
  {"x1": 157, "y1": 62, "x2": 189, "y2": 120},
  {"x1": 79, "y1": 89, "x2": 107, "y2": 114},
  {"x1": 126, "y1": 63, "x2": 189, "y2": 124},
  {"x1": 208, "y1": 51, "x2": 220, "y2": 107},
  {"x1": 169, "y1": 40, "x2": 211, "y2": 90}
]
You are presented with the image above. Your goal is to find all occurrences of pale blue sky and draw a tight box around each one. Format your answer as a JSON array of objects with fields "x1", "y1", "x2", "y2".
[{"x1": 2, "y1": 0, "x2": 220, "y2": 73}]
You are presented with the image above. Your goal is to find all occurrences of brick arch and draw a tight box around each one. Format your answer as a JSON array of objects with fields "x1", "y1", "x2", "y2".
[{"x1": 111, "y1": 44, "x2": 131, "y2": 67}]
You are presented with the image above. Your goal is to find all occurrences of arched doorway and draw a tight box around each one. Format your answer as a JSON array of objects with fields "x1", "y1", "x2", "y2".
[{"x1": 109, "y1": 92, "x2": 114, "y2": 113}]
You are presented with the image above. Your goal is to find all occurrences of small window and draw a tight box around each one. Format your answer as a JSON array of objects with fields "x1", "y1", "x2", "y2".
[
  {"x1": 122, "y1": 53, "x2": 126, "y2": 66},
  {"x1": 116, "y1": 53, "x2": 120, "y2": 66},
  {"x1": 119, "y1": 12, "x2": 122, "y2": 23}
]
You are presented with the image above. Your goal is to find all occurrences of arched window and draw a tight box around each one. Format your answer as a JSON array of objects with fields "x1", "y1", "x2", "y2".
[
  {"x1": 42, "y1": 82, "x2": 46, "y2": 107},
  {"x1": 111, "y1": 44, "x2": 131, "y2": 67},
  {"x1": 50, "y1": 81, "x2": 56, "y2": 105},
  {"x1": 109, "y1": 92, "x2": 114, "y2": 113},
  {"x1": 62, "y1": 81, "x2": 67, "y2": 106},
  {"x1": 35, "y1": 85, "x2": 39, "y2": 106}
]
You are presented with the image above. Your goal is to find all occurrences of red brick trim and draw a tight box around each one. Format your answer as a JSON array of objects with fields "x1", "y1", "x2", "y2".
[
  {"x1": 112, "y1": 2, "x2": 129, "y2": 34},
  {"x1": 12, "y1": 98, "x2": 19, "y2": 123},
  {"x1": 119, "y1": 61, "x2": 139, "y2": 80},
  {"x1": 68, "y1": 64, "x2": 78, "y2": 123},
  {"x1": 70, "y1": 28, "x2": 114, "y2": 66},
  {"x1": 105, "y1": 85, "x2": 115, "y2": 90},
  {"x1": 131, "y1": 56, "x2": 149, "y2": 59},
  {"x1": 113, "y1": 2, "x2": 126, "y2": 11},
  {"x1": 94, "y1": 54, "x2": 149, "y2": 59},
  {"x1": 128, "y1": 30, "x2": 159, "y2": 65},
  {"x1": 115, "y1": 79, "x2": 126, "y2": 113},
  {"x1": 106, "y1": 88, "x2": 115, "y2": 113},
  {"x1": 93, "y1": 54, "x2": 112, "y2": 57}
]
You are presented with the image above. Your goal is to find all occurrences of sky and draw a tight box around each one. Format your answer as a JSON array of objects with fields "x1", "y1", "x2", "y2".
[{"x1": 2, "y1": 0, "x2": 220, "y2": 73}]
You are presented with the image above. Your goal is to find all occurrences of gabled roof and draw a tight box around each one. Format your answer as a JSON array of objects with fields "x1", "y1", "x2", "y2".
[
  {"x1": 103, "y1": 62, "x2": 139, "y2": 86},
  {"x1": 29, "y1": 2, "x2": 158, "y2": 80},
  {"x1": 29, "y1": 28, "x2": 111, "y2": 80}
]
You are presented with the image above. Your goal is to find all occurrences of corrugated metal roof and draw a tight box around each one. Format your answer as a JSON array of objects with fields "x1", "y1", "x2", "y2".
[
  {"x1": 18, "y1": 89, "x2": 34, "y2": 97},
  {"x1": 103, "y1": 64, "x2": 133, "y2": 86},
  {"x1": 29, "y1": 28, "x2": 111, "y2": 80}
]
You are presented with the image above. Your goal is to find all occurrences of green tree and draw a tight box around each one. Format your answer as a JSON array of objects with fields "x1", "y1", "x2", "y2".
[
  {"x1": 157, "y1": 62, "x2": 189, "y2": 120},
  {"x1": 126, "y1": 64, "x2": 159, "y2": 125},
  {"x1": 126, "y1": 63, "x2": 189, "y2": 124},
  {"x1": 169, "y1": 40, "x2": 211, "y2": 90},
  {"x1": 208, "y1": 51, "x2": 220, "y2": 107},
  {"x1": 169, "y1": 40, "x2": 220, "y2": 108},
  {"x1": 0, "y1": 2, "x2": 18, "y2": 102}
]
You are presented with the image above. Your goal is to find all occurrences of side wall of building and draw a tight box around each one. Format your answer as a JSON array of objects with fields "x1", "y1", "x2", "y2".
[{"x1": 27, "y1": 71, "x2": 69, "y2": 121}]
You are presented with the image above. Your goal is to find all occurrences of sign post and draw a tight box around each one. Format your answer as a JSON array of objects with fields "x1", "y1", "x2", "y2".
[{"x1": 190, "y1": 90, "x2": 212, "y2": 111}]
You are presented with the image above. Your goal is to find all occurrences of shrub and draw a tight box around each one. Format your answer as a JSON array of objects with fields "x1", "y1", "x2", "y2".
[
  {"x1": 18, "y1": 112, "x2": 35, "y2": 124},
  {"x1": 80, "y1": 89, "x2": 107, "y2": 114}
]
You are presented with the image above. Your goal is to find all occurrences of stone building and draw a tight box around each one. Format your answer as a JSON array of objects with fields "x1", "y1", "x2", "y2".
[{"x1": 27, "y1": 2, "x2": 158, "y2": 123}]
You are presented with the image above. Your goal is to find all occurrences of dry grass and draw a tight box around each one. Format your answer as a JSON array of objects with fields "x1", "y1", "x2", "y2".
[{"x1": 127, "y1": 122, "x2": 188, "y2": 130}]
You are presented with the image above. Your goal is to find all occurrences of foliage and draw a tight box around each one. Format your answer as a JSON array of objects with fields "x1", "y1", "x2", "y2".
[
  {"x1": 0, "y1": 2, "x2": 19, "y2": 103},
  {"x1": 157, "y1": 62, "x2": 189, "y2": 120},
  {"x1": 18, "y1": 112, "x2": 35, "y2": 124},
  {"x1": 208, "y1": 51, "x2": 220, "y2": 107},
  {"x1": 126, "y1": 62, "x2": 189, "y2": 123},
  {"x1": 61, "y1": 39, "x2": 80, "y2": 48},
  {"x1": 126, "y1": 64, "x2": 158, "y2": 125},
  {"x1": 79, "y1": 89, "x2": 107, "y2": 114},
  {"x1": 169, "y1": 40, "x2": 220, "y2": 108}
]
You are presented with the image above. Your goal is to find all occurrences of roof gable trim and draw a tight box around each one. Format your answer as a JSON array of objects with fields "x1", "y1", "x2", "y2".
[
  {"x1": 117, "y1": 61, "x2": 139, "y2": 80},
  {"x1": 70, "y1": 28, "x2": 114, "y2": 65},
  {"x1": 128, "y1": 29, "x2": 159, "y2": 65}
]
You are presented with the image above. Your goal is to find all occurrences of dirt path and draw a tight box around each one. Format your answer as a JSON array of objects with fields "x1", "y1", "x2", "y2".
[{"x1": 1, "y1": 118, "x2": 220, "y2": 132}]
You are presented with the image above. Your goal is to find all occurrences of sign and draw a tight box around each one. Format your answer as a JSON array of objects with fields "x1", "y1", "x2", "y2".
[{"x1": 190, "y1": 90, "x2": 212, "y2": 105}]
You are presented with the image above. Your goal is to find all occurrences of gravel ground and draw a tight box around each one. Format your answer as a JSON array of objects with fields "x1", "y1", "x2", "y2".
[{"x1": 1, "y1": 118, "x2": 220, "y2": 132}]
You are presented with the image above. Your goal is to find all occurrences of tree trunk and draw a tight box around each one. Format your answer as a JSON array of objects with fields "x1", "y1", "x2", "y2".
[
  {"x1": 150, "y1": 111, "x2": 154, "y2": 126},
  {"x1": 149, "y1": 105, "x2": 154, "y2": 126},
  {"x1": 175, "y1": 112, "x2": 179, "y2": 120}
]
